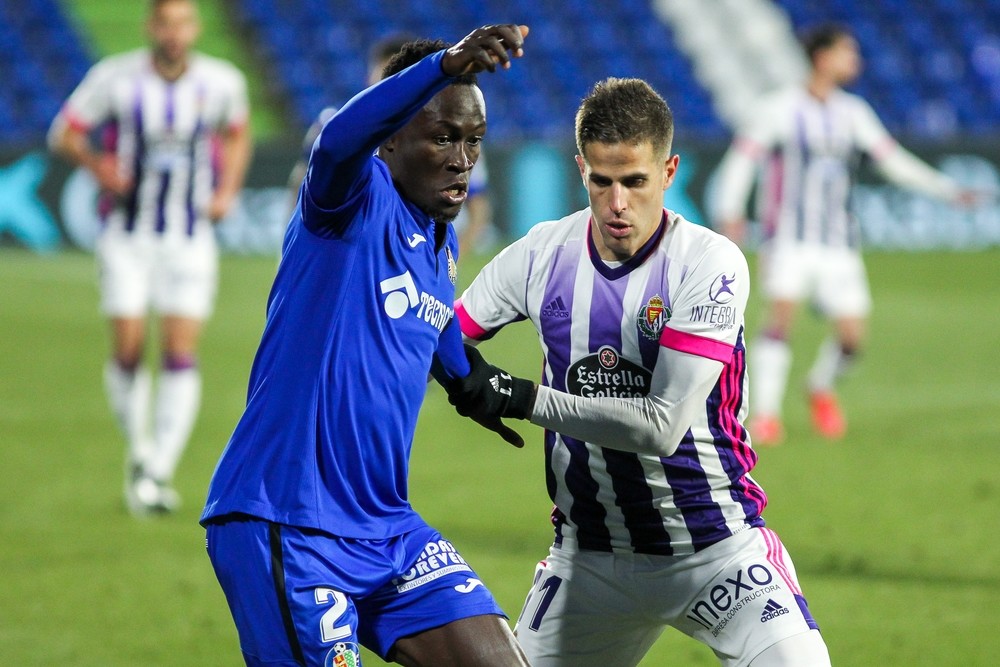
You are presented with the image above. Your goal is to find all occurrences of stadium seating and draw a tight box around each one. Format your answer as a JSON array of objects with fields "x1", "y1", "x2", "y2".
[
  {"x1": 227, "y1": 0, "x2": 1000, "y2": 143},
  {"x1": 2, "y1": 1, "x2": 999, "y2": 150},
  {"x1": 0, "y1": 0, "x2": 91, "y2": 148},
  {"x1": 228, "y1": 0, "x2": 728, "y2": 142},
  {"x1": 773, "y1": 0, "x2": 1000, "y2": 138}
]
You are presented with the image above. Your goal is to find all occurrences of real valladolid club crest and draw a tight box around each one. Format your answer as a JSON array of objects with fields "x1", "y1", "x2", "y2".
[
  {"x1": 446, "y1": 247, "x2": 458, "y2": 285},
  {"x1": 637, "y1": 294, "x2": 670, "y2": 340}
]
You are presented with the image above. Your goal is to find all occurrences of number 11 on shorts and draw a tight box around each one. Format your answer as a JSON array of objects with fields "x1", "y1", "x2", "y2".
[{"x1": 517, "y1": 564, "x2": 563, "y2": 632}]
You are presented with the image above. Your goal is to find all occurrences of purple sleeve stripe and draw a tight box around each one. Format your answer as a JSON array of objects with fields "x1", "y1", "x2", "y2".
[{"x1": 659, "y1": 327, "x2": 734, "y2": 363}]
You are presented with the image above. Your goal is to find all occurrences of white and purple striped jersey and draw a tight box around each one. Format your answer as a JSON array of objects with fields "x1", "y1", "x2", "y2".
[
  {"x1": 54, "y1": 48, "x2": 249, "y2": 238},
  {"x1": 714, "y1": 86, "x2": 959, "y2": 248},
  {"x1": 456, "y1": 209, "x2": 767, "y2": 556}
]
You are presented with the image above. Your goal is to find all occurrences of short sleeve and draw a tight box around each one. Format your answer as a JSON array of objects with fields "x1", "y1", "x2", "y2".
[
  {"x1": 455, "y1": 235, "x2": 532, "y2": 339},
  {"x1": 850, "y1": 96, "x2": 895, "y2": 160},
  {"x1": 220, "y1": 65, "x2": 250, "y2": 130},
  {"x1": 659, "y1": 237, "x2": 750, "y2": 362},
  {"x1": 61, "y1": 59, "x2": 116, "y2": 130}
]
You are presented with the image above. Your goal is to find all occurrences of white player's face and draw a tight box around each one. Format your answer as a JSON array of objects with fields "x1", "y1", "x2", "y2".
[
  {"x1": 148, "y1": 0, "x2": 200, "y2": 66},
  {"x1": 578, "y1": 141, "x2": 677, "y2": 262},
  {"x1": 819, "y1": 35, "x2": 862, "y2": 85}
]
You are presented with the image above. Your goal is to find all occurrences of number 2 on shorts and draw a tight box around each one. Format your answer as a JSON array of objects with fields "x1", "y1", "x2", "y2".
[{"x1": 315, "y1": 587, "x2": 352, "y2": 642}]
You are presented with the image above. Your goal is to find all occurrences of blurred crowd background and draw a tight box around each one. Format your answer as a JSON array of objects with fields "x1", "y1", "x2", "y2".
[{"x1": 3, "y1": 0, "x2": 1000, "y2": 253}]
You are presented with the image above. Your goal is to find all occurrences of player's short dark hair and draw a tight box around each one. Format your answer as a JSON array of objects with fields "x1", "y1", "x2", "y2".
[
  {"x1": 575, "y1": 77, "x2": 674, "y2": 159},
  {"x1": 381, "y1": 39, "x2": 478, "y2": 85},
  {"x1": 800, "y1": 23, "x2": 854, "y2": 64}
]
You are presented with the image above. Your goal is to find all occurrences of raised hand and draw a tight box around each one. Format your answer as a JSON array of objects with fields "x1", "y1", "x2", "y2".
[{"x1": 442, "y1": 24, "x2": 529, "y2": 76}]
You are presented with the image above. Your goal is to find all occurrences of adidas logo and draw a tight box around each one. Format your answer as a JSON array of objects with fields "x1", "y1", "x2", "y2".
[
  {"x1": 490, "y1": 376, "x2": 500, "y2": 391},
  {"x1": 541, "y1": 296, "x2": 570, "y2": 318},
  {"x1": 760, "y1": 598, "x2": 789, "y2": 623}
]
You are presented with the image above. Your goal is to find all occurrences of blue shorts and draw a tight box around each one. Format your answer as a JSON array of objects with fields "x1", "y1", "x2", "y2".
[{"x1": 206, "y1": 516, "x2": 506, "y2": 666}]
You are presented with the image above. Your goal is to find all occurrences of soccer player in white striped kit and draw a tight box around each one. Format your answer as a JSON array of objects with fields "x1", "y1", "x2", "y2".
[
  {"x1": 49, "y1": 0, "x2": 251, "y2": 514},
  {"x1": 712, "y1": 23, "x2": 977, "y2": 445},
  {"x1": 444, "y1": 78, "x2": 830, "y2": 665}
]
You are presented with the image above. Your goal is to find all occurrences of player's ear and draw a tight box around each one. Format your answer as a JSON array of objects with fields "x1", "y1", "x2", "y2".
[
  {"x1": 575, "y1": 154, "x2": 587, "y2": 184},
  {"x1": 662, "y1": 154, "x2": 679, "y2": 191}
]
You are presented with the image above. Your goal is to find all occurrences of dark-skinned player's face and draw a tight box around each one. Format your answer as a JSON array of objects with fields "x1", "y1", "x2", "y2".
[{"x1": 382, "y1": 84, "x2": 486, "y2": 223}]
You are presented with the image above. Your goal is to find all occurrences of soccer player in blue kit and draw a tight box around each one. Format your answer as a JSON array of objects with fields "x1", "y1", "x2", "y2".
[{"x1": 200, "y1": 25, "x2": 531, "y2": 667}]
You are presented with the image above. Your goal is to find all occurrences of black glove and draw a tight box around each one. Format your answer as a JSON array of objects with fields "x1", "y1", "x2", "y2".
[
  {"x1": 465, "y1": 413, "x2": 525, "y2": 448},
  {"x1": 442, "y1": 345, "x2": 536, "y2": 446}
]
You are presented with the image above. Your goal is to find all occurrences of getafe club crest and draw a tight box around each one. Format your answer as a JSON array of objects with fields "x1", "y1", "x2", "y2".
[
  {"x1": 637, "y1": 294, "x2": 670, "y2": 340},
  {"x1": 446, "y1": 247, "x2": 458, "y2": 285},
  {"x1": 325, "y1": 641, "x2": 361, "y2": 667}
]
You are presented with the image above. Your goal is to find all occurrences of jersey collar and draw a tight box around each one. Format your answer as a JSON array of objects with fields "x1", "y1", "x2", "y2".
[{"x1": 586, "y1": 209, "x2": 668, "y2": 281}]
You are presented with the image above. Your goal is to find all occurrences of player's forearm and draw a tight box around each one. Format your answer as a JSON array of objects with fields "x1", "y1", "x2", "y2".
[
  {"x1": 876, "y1": 146, "x2": 960, "y2": 201},
  {"x1": 529, "y1": 383, "x2": 713, "y2": 457},
  {"x1": 49, "y1": 124, "x2": 98, "y2": 171},
  {"x1": 310, "y1": 51, "x2": 454, "y2": 201},
  {"x1": 215, "y1": 125, "x2": 252, "y2": 201}
]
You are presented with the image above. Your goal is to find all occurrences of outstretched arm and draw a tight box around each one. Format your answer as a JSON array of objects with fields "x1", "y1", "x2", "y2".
[
  {"x1": 307, "y1": 24, "x2": 528, "y2": 211},
  {"x1": 530, "y1": 346, "x2": 725, "y2": 457},
  {"x1": 446, "y1": 229, "x2": 749, "y2": 456},
  {"x1": 449, "y1": 338, "x2": 729, "y2": 458}
]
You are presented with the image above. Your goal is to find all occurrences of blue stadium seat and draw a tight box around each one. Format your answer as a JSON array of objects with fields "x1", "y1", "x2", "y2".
[
  {"x1": 230, "y1": 0, "x2": 728, "y2": 142},
  {"x1": 220, "y1": 0, "x2": 1000, "y2": 144},
  {"x1": 776, "y1": 0, "x2": 1000, "y2": 140},
  {"x1": 0, "y1": 0, "x2": 92, "y2": 147}
]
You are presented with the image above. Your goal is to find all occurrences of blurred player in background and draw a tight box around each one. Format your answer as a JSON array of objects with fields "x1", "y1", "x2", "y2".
[
  {"x1": 288, "y1": 32, "x2": 495, "y2": 259},
  {"x1": 712, "y1": 23, "x2": 978, "y2": 446},
  {"x1": 201, "y1": 26, "x2": 531, "y2": 666},
  {"x1": 444, "y1": 77, "x2": 830, "y2": 666},
  {"x1": 48, "y1": 0, "x2": 251, "y2": 515}
]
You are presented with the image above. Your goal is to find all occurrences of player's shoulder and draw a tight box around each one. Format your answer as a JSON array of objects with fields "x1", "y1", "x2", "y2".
[
  {"x1": 90, "y1": 48, "x2": 149, "y2": 77},
  {"x1": 666, "y1": 211, "x2": 748, "y2": 267},
  {"x1": 757, "y1": 85, "x2": 802, "y2": 111},
  {"x1": 521, "y1": 208, "x2": 590, "y2": 247},
  {"x1": 830, "y1": 88, "x2": 878, "y2": 118},
  {"x1": 190, "y1": 51, "x2": 247, "y2": 83}
]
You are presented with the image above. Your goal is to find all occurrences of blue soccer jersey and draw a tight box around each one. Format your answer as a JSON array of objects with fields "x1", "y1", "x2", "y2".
[{"x1": 201, "y1": 52, "x2": 467, "y2": 538}]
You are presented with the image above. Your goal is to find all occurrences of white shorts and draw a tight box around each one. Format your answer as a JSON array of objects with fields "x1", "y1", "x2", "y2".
[
  {"x1": 759, "y1": 241, "x2": 871, "y2": 318},
  {"x1": 514, "y1": 527, "x2": 824, "y2": 667},
  {"x1": 96, "y1": 229, "x2": 218, "y2": 319}
]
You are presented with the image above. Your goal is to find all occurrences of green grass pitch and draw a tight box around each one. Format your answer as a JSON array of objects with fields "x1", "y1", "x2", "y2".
[{"x1": 1, "y1": 247, "x2": 998, "y2": 665}]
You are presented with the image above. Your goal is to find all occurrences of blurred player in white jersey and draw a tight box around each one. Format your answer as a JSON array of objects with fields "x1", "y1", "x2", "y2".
[
  {"x1": 288, "y1": 32, "x2": 494, "y2": 259},
  {"x1": 712, "y1": 23, "x2": 977, "y2": 445},
  {"x1": 444, "y1": 78, "x2": 830, "y2": 666},
  {"x1": 48, "y1": 0, "x2": 251, "y2": 514}
]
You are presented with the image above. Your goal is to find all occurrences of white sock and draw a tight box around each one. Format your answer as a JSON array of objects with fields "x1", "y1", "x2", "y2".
[
  {"x1": 750, "y1": 336, "x2": 792, "y2": 418},
  {"x1": 807, "y1": 338, "x2": 855, "y2": 393},
  {"x1": 103, "y1": 361, "x2": 153, "y2": 467},
  {"x1": 147, "y1": 367, "x2": 201, "y2": 483}
]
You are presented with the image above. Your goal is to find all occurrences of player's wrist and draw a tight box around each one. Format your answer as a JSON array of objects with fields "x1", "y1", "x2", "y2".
[{"x1": 504, "y1": 377, "x2": 535, "y2": 420}]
